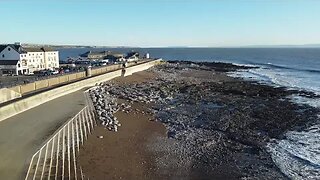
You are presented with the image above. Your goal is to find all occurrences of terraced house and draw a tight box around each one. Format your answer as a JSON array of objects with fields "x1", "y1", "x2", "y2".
[{"x1": 0, "y1": 43, "x2": 59, "y2": 75}]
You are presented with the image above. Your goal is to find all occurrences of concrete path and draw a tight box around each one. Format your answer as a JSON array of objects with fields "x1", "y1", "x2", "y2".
[{"x1": 0, "y1": 90, "x2": 86, "y2": 180}]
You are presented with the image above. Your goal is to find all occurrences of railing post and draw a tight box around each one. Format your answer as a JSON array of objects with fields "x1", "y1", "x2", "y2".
[
  {"x1": 72, "y1": 121, "x2": 78, "y2": 180},
  {"x1": 48, "y1": 137, "x2": 56, "y2": 180},
  {"x1": 79, "y1": 115, "x2": 84, "y2": 145},
  {"x1": 33, "y1": 149, "x2": 43, "y2": 180},
  {"x1": 67, "y1": 123, "x2": 71, "y2": 180},
  {"x1": 40, "y1": 141, "x2": 50, "y2": 180},
  {"x1": 55, "y1": 131, "x2": 61, "y2": 180},
  {"x1": 75, "y1": 116, "x2": 80, "y2": 152},
  {"x1": 82, "y1": 112, "x2": 87, "y2": 140},
  {"x1": 62, "y1": 128, "x2": 65, "y2": 180}
]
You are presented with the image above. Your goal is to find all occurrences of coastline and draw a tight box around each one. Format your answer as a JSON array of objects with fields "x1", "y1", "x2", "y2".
[{"x1": 78, "y1": 61, "x2": 319, "y2": 179}]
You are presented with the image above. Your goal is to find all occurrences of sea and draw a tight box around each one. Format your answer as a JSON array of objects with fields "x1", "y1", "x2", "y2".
[{"x1": 59, "y1": 47, "x2": 320, "y2": 179}]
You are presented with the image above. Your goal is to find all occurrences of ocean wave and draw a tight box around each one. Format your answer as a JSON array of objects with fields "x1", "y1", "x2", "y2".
[
  {"x1": 290, "y1": 95, "x2": 320, "y2": 108},
  {"x1": 229, "y1": 62, "x2": 320, "y2": 179},
  {"x1": 256, "y1": 62, "x2": 320, "y2": 74},
  {"x1": 267, "y1": 124, "x2": 320, "y2": 179},
  {"x1": 229, "y1": 62, "x2": 259, "y2": 68},
  {"x1": 230, "y1": 66, "x2": 320, "y2": 96}
]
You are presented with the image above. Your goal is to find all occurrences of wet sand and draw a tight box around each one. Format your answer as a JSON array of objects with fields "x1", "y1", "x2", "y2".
[{"x1": 78, "y1": 72, "x2": 167, "y2": 180}]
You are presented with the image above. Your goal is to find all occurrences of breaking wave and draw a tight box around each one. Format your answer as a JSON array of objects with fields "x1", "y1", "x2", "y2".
[
  {"x1": 230, "y1": 62, "x2": 320, "y2": 179},
  {"x1": 267, "y1": 124, "x2": 320, "y2": 179}
]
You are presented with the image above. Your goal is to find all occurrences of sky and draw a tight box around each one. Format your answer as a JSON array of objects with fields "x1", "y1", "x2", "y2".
[{"x1": 1, "y1": 0, "x2": 320, "y2": 47}]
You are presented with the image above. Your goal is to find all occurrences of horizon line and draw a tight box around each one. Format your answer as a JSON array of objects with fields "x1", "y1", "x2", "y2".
[{"x1": 3, "y1": 42, "x2": 320, "y2": 48}]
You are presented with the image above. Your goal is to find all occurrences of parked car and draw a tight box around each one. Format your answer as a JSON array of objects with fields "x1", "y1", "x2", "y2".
[
  {"x1": 50, "y1": 70, "x2": 59, "y2": 75},
  {"x1": 33, "y1": 70, "x2": 52, "y2": 76}
]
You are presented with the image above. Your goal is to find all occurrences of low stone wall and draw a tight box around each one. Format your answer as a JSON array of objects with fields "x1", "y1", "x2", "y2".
[
  {"x1": 0, "y1": 88, "x2": 22, "y2": 104},
  {"x1": 91, "y1": 64, "x2": 122, "y2": 76},
  {"x1": 35, "y1": 80, "x2": 49, "y2": 90},
  {"x1": 125, "y1": 59, "x2": 162, "y2": 76},
  {"x1": 0, "y1": 60, "x2": 161, "y2": 122},
  {"x1": 8, "y1": 86, "x2": 21, "y2": 95},
  {"x1": 5, "y1": 72, "x2": 86, "y2": 96},
  {"x1": 20, "y1": 83, "x2": 36, "y2": 94}
]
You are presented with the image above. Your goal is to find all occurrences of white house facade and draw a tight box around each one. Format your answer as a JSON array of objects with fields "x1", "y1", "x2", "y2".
[
  {"x1": 0, "y1": 60, "x2": 25, "y2": 75},
  {"x1": 0, "y1": 43, "x2": 59, "y2": 75}
]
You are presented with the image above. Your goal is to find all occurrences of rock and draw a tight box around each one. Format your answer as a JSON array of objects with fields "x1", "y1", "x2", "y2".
[{"x1": 88, "y1": 62, "x2": 316, "y2": 179}]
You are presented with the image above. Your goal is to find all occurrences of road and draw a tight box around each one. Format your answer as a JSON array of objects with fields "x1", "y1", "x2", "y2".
[{"x1": 0, "y1": 90, "x2": 86, "y2": 180}]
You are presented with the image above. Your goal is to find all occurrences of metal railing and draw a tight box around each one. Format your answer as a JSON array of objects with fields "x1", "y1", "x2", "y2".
[{"x1": 24, "y1": 104, "x2": 96, "y2": 180}]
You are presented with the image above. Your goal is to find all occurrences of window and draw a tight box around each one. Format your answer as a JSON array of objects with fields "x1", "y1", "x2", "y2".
[
  {"x1": 8, "y1": 47, "x2": 11, "y2": 51},
  {"x1": 2, "y1": 54, "x2": 4, "y2": 58}
]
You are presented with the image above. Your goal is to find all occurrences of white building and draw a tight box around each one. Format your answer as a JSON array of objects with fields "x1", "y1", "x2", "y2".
[
  {"x1": 0, "y1": 60, "x2": 25, "y2": 75},
  {"x1": 0, "y1": 43, "x2": 59, "y2": 75}
]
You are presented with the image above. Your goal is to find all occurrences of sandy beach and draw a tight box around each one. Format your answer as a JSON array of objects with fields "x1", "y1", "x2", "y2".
[
  {"x1": 78, "y1": 71, "x2": 168, "y2": 180},
  {"x1": 77, "y1": 62, "x2": 319, "y2": 179}
]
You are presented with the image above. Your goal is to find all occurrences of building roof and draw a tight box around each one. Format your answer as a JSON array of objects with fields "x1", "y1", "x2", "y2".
[
  {"x1": 108, "y1": 51, "x2": 124, "y2": 57},
  {"x1": 0, "y1": 44, "x2": 24, "y2": 53},
  {"x1": 80, "y1": 51, "x2": 106, "y2": 57},
  {"x1": 126, "y1": 51, "x2": 139, "y2": 58},
  {"x1": 23, "y1": 47, "x2": 56, "y2": 52},
  {"x1": 0, "y1": 60, "x2": 19, "y2": 65},
  {"x1": 0, "y1": 45, "x2": 7, "y2": 53},
  {"x1": 80, "y1": 50, "x2": 124, "y2": 58},
  {"x1": 0, "y1": 44, "x2": 57, "y2": 54}
]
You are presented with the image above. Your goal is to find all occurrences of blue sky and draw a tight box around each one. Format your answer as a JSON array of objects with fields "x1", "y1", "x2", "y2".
[{"x1": 1, "y1": 0, "x2": 320, "y2": 47}]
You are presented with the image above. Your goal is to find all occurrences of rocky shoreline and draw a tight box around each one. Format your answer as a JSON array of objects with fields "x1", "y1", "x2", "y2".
[{"x1": 88, "y1": 61, "x2": 319, "y2": 179}]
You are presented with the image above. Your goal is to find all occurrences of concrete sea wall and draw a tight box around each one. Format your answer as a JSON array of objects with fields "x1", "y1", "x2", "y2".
[
  {"x1": 0, "y1": 60, "x2": 161, "y2": 122},
  {"x1": 125, "y1": 60, "x2": 160, "y2": 76},
  {"x1": 0, "y1": 88, "x2": 22, "y2": 104}
]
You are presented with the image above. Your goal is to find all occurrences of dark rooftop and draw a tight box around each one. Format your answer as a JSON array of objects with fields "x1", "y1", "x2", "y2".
[
  {"x1": 0, "y1": 45, "x2": 7, "y2": 53},
  {"x1": 80, "y1": 50, "x2": 124, "y2": 57},
  {"x1": 23, "y1": 47, "x2": 56, "y2": 52},
  {"x1": 0, "y1": 60, "x2": 19, "y2": 65},
  {"x1": 0, "y1": 44, "x2": 57, "y2": 54}
]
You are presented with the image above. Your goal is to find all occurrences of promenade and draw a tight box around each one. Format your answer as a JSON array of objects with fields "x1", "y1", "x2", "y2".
[{"x1": 0, "y1": 90, "x2": 86, "y2": 180}]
